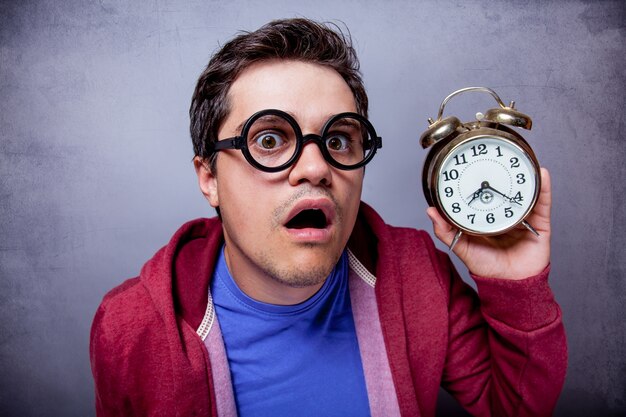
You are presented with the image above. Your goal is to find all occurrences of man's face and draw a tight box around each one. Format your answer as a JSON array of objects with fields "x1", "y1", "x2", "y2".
[{"x1": 199, "y1": 60, "x2": 364, "y2": 303}]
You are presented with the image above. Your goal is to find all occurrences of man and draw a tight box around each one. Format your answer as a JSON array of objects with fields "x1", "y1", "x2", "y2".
[{"x1": 90, "y1": 18, "x2": 567, "y2": 417}]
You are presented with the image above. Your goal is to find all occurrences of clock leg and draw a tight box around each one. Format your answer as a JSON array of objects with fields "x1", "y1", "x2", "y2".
[
  {"x1": 449, "y1": 229, "x2": 463, "y2": 251},
  {"x1": 521, "y1": 220, "x2": 540, "y2": 237}
]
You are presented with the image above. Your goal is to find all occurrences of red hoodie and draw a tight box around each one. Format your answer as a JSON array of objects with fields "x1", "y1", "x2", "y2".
[{"x1": 90, "y1": 202, "x2": 567, "y2": 416}]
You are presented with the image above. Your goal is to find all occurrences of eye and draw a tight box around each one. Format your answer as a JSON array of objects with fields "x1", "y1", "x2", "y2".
[
  {"x1": 254, "y1": 132, "x2": 284, "y2": 150},
  {"x1": 326, "y1": 134, "x2": 350, "y2": 151}
]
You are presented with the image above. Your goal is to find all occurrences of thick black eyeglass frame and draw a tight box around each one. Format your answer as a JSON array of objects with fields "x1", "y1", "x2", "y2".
[{"x1": 208, "y1": 109, "x2": 383, "y2": 173}]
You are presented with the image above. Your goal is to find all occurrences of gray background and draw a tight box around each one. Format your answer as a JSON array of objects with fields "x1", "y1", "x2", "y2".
[{"x1": 1, "y1": 0, "x2": 624, "y2": 416}]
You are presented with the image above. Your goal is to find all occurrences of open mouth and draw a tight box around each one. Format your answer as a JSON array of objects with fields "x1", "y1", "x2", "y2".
[{"x1": 285, "y1": 209, "x2": 328, "y2": 229}]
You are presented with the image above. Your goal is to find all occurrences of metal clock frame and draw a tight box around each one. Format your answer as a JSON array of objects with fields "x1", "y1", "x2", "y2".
[
  {"x1": 423, "y1": 122, "x2": 541, "y2": 237},
  {"x1": 420, "y1": 87, "x2": 542, "y2": 249}
]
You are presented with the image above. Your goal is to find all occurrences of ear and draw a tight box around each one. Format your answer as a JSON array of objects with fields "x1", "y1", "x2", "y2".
[{"x1": 193, "y1": 156, "x2": 219, "y2": 208}]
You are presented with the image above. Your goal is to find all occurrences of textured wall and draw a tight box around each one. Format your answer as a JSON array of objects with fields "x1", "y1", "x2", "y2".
[{"x1": 1, "y1": 0, "x2": 624, "y2": 416}]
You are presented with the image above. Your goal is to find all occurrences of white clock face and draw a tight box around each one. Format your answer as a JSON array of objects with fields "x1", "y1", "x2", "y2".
[{"x1": 436, "y1": 136, "x2": 538, "y2": 234}]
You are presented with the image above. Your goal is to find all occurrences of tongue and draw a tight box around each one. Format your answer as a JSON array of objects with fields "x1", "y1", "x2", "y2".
[{"x1": 286, "y1": 209, "x2": 327, "y2": 229}]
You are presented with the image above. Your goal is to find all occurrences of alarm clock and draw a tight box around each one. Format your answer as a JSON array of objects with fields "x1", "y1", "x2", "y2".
[{"x1": 420, "y1": 87, "x2": 541, "y2": 250}]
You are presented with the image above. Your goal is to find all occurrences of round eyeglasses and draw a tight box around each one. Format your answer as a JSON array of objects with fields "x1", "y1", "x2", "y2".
[{"x1": 209, "y1": 109, "x2": 383, "y2": 172}]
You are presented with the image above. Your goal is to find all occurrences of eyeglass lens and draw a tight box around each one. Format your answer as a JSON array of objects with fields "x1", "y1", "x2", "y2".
[{"x1": 245, "y1": 114, "x2": 374, "y2": 169}]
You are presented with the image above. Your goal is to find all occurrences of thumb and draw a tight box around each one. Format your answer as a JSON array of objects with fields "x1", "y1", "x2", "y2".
[{"x1": 426, "y1": 207, "x2": 457, "y2": 248}]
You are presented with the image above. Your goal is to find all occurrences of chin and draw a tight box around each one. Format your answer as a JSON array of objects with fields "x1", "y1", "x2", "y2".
[
  {"x1": 261, "y1": 250, "x2": 339, "y2": 289},
  {"x1": 272, "y1": 264, "x2": 333, "y2": 288}
]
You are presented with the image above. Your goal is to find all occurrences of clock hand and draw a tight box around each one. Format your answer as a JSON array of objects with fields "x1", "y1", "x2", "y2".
[
  {"x1": 466, "y1": 181, "x2": 490, "y2": 204},
  {"x1": 482, "y1": 182, "x2": 523, "y2": 206},
  {"x1": 466, "y1": 189, "x2": 483, "y2": 205}
]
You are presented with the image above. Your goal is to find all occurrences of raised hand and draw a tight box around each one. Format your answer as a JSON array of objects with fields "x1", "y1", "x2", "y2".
[{"x1": 427, "y1": 168, "x2": 552, "y2": 280}]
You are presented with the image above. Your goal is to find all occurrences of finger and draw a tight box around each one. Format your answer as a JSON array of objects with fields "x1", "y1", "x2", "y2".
[
  {"x1": 426, "y1": 207, "x2": 457, "y2": 247},
  {"x1": 537, "y1": 167, "x2": 552, "y2": 215},
  {"x1": 521, "y1": 167, "x2": 551, "y2": 236},
  {"x1": 531, "y1": 167, "x2": 552, "y2": 224}
]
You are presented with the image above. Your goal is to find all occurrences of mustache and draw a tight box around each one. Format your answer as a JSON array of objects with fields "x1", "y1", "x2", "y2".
[{"x1": 271, "y1": 186, "x2": 342, "y2": 228}]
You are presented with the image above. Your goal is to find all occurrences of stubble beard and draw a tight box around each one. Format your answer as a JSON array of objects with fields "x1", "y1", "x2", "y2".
[
  {"x1": 257, "y1": 186, "x2": 345, "y2": 288},
  {"x1": 253, "y1": 247, "x2": 340, "y2": 288}
]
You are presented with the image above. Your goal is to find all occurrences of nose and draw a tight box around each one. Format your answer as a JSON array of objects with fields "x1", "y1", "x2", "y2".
[{"x1": 288, "y1": 139, "x2": 332, "y2": 187}]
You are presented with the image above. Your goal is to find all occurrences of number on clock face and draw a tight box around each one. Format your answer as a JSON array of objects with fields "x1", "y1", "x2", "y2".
[{"x1": 436, "y1": 136, "x2": 537, "y2": 234}]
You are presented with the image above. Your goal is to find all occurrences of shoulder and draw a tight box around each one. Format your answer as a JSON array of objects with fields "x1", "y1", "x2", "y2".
[
  {"x1": 358, "y1": 202, "x2": 444, "y2": 272},
  {"x1": 90, "y1": 276, "x2": 179, "y2": 413},
  {"x1": 358, "y1": 201, "x2": 434, "y2": 247},
  {"x1": 90, "y1": 276, "x2": 163, "y2": 355},
  {"x1": 94, "y1": 276, "x2": 154, "y2": 324},
  {"x1": 357, "y1": 202, "x2": 453, "y2": 296},
  {"x1": 90, "y1": 237, "x2": 173, "y2": 360},
  {"x1": 383, "y1": 223, "x2": 436, "y2": 254}
]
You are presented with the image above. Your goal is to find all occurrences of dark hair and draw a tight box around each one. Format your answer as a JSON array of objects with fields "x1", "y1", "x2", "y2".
[{"x1": 189, "y1": 18, "x2": 368, "y2": 171}]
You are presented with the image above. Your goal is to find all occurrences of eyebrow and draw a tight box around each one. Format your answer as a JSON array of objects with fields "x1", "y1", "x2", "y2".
[
  {"x1": 328, "y1": 118, "x2": 361, "y2": 129},
  {"x1": 234, "y1": 119, "x2": 247, "y2": 133},
  {"x1": 233, "y1": 112, "x2": 298, "y2": 133},
  {"x1": 233, "y1": 111, "x2": 359, "y2": 133}
]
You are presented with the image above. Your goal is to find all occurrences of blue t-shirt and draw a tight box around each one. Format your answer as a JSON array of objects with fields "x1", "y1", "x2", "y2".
[{"x1": 211, "y1": 247, "x2": 371, "y2": 417}]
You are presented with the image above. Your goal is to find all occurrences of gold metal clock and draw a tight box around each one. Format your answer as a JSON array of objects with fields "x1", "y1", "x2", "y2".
[{"x1": 420, "y1": 87, "x2": 541, "y2": 250}]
